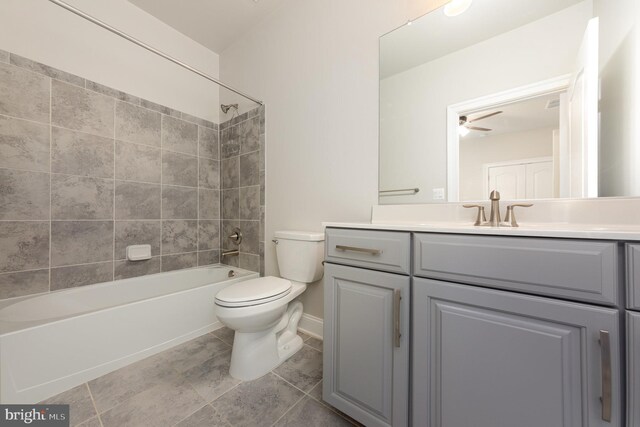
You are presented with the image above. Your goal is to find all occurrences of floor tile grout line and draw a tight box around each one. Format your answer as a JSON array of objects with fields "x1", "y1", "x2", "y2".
[
  {"x1": 84, "y1": 383, "x2": 104, "y2": 427},
  {"x1": 270, "y1": 390, "x2": 307, "y2": 427},
  {"x1": 270, "y1": 371, "x2": 312, "y2": 396},
  {"x1": 169, "y1": 403, "x2": 210, "y2": 427}
]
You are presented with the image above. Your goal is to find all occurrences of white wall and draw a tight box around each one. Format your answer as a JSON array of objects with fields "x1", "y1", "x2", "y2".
[
  {"x1": 595, "y1": 0, "x2": 640, "y2": 197},
  {"x1": 379, "y1": 1, "x2": 592, "y2": 204},
  {"x1": 220, "y1": 0, "x2": 448, "y2": 318},
  {"x1": 0, "y1": 0, "x2": 220, "y2": 122},
  {"x1": 459, "y1": 127, "x2": 555, "y2": 200}
]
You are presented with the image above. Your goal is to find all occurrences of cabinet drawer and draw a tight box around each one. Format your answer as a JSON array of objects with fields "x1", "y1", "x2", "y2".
[
  {"x1": 627, "y1": 244, "x2": 640, "y2": 310},
  {"x1": 325, "y1": 228, "x2": 410, "y2": 274},
  {"x1": 414, "y1": 233, "x2": 620, "y2": 305}
]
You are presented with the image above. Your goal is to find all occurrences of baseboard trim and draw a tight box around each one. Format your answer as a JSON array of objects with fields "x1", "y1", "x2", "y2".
[{"x1": 298, "y1": 313, "x2": 323, "y2": 339}]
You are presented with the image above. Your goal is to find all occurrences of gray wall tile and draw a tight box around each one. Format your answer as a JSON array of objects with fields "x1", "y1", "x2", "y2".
[
  {"x1": 182, "y1": 113, "x2": 217, "y2": 130},
  {"x1": 115, "y1": 141, "x2": 161, "y2": 183},
  {"x1": 115, "y1": 181, "x2": 161, "y2": 219},
  {"x1": 114, "y1": 221, "x2": 161, "y2": 260},
  {"x1": 115, "y1": 257, "x2": 161, "y2": 280},
  {"x1": 51, "y1": 262, "x2": 113, "y2": 291},
  {"x1": 115, "y1": 101, "x2": 161, "y2": 147},
  {"x1": 0, "y1": 269, "x2": 49, "y2": 299},
  {"x1": 221, "y1": 157, "x2": 239, "y2": 189},
  {"x1": 0, "y1": 62, "x2": 50, "y2": 123},
  {"x1": 51, "y1": 221, "x2": 113, "y2": 266},
  {"x1": 199, "y1": 189, "x2": 220, "y2": 220},
  {"x1": 239, "y1": 116, "x2": 260, "y2": 154},
  {"x1": 197, "y1": 250, "x2": 220, "y2": 266},
  {"x1": 162, "y1": 220, "x2": 197, "y2": 255},
  {"x1": 239, "y1": 186, "x2": 260, "y2": 220},
  {"x1": 52, "y1": 80, "x2": 114, "y2": 138},
  {"x1": 199, "y1": 126, "x2": 219, "y2": 160},
  {"x1": 162, "y1": 186, "x2": 197, "y2": 219},
  {"x1": 198, "y1": 220, "x2": 220, "y2": 251},
  {"x1": 239, "y1": 220, "x2": 259, "y2": 255},
  {"x1": 239, "y1": 151, "x2": 259, "y2": 187},
  {"x1": 198, "y1": 158, "x2": 220, "y2": 190},
  {"x1": 162, "y1": 116, "x2": 198, "y2": 155},
  {"x1": 51, "y1": 175, "x2": 113, "y2": 220},
  {"x1": 0, "y1": 169, "x2": 50, "y2": 220},
  {"x1": 162, "y1": 151, "x2": 197, "y2": 187},
  {"x1": 161, "y1": 253, "x2": 197, "y2": 272},
  {"x1": 260, "y1": 170, "x2": 265, "y2": 205},
  {"x1": 259, "y1": 142, "x2": 265, "y2": 171},
  {"x1": 87, "y1": 81, "x2": 140, "y2": 104},
  {"x1": 0, "y1": 115, "x2": 50, "y2": 172},
  {"x1": 141, "y1": 99, "x2": 181, "y2": 118},
  {"x1": 239, "y1": 253, "x2": 260, "y2": 272},
  {"x1": 51, "y1": 127, "x2": 114, "y2": 178},
  {"x1": 10, "y1": 54, "x2": 85, "y2": 87},
  {"x1": 0, "y1": 50, "x2": 8, "y2": 63},
  {"x1": 220, "y1": 126, "x2": 240, "y2": 159},
  {"x1": 0, "y1": 221, "x2": 49, "y2": 273},
  {"x1": 222, "y1": 189, "x2": 239, "y2": 220}
]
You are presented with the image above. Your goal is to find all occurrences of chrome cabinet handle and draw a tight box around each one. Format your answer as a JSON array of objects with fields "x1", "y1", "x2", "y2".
[
  {"x1": 335, "y1": 245, "x2": 382, "y2": 255},
  {"x1": 599, "y1": 330, "x2": 612, "y2": 422},
  {"x1": 393, "y1": 290, "x2": 402, "y2": 348}
]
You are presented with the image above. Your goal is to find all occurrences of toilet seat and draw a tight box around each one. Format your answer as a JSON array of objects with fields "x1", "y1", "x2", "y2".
[{"x1": 215, "y1": 276, "x2": 292, "y2": 308}]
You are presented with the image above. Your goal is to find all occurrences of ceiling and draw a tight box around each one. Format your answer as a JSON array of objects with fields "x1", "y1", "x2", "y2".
[
  {"x1": 128, "y1": 0, "x2": 288, "y2": 53},
  {"x1": 462, "y1": 92, "x2": 562, "y2": 140},
  {"x1": 380, "y1": 0, "x2": 586, "y2": 79}
]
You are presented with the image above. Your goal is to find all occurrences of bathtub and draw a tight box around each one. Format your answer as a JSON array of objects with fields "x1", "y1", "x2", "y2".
[{"x1": 0, "y1": 264, "x2": 258, "y2": 404}]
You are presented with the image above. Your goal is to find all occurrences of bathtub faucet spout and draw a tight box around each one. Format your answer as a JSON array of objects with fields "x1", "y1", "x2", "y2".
[{"x1": 222, "y1": 249, "x2": 239, "y2": 258}]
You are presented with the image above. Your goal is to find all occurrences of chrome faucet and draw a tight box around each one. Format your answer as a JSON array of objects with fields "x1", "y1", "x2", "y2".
[
  {"x1": 488, "y1": 190, "x2": 501, "y2": 227},
  {"x1": 464, "y1": 190, "x2": 532, "y2": 227}
]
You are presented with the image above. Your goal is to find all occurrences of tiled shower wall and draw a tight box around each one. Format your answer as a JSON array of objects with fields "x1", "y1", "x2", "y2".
[
  {"x1": 220, "y1": 107, "x2": 266, "y2": 275},
  {"x1": 0, "y1": 50, "x2": 265, "y2": 301}
]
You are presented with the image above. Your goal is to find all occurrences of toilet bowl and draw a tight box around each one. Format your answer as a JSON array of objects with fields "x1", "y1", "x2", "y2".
[{"x1": 214, "y1": 230, "x2": 324, "y2": 380}]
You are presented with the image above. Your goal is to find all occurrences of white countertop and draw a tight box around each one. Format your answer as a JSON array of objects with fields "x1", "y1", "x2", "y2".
[{"x1": 322, "y1": 221, "x2": 640, "y2": 240}]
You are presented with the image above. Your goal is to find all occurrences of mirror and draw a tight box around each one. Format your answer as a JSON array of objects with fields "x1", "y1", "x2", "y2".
[{"x1": 379, "y1": 0, "x2": 640, "y2": 204}]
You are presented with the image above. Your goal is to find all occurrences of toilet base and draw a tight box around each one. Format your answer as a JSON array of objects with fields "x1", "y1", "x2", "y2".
[{"x1": 228, "y1": 301, "x2": 304, "y2": 381}]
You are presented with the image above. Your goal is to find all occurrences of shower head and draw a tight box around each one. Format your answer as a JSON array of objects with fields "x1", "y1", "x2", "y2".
[{"x1": 221, "y1": 104, "x2": 238, "y2": 114}]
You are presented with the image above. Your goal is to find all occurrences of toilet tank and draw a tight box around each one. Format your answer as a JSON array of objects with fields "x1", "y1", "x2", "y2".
[{"x1": 274, "y1": 231, "x2": 325, "y2": 283}]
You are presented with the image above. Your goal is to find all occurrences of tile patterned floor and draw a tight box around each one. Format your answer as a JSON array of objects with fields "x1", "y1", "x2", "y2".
[{"x1": 40, "y1": 328, "x2": 360, "y2": 427}]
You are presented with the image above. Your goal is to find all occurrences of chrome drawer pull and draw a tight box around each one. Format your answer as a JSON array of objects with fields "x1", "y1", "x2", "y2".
[
  {"x1": 335, "y1": 245, "x2": 382, "y2": 255},
  {"x1": 599, "y1": 330, "x2": 612, "y2": 422},
  {"x1": 393, "y1": 290, "x2": 402, "y2": 348}
]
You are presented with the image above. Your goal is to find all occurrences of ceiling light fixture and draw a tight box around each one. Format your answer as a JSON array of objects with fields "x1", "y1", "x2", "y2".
[
  {"x1": 458, "y1": 126, "x2": 470, "y2": 137},
  {"x1": 444, "y1": 0, "x2": 473, "y2": 17}
]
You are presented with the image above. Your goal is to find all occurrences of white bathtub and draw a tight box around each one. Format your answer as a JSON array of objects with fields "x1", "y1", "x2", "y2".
[{"x1": 0, "y1": 264, "x2": 258, "y2": 404}]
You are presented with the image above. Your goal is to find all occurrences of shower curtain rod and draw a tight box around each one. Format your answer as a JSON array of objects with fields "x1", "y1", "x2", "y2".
[{"x1": 48, "y1": 0, "x2": 264, "y2": 106}]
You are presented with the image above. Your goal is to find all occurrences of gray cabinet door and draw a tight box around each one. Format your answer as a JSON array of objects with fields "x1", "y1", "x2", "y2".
[
  {"x1": 413, "y1": 278, "x2": 621, "y2": 427},
  {"x1": 627, "y1": 244, "x2": 640, "y2": 310},
  {"x1": 628, "y1": 311, "x2": 640, "y2": 427},
  {"x1": 323, "y1": 263, "x2": 410, "y2": 427}
]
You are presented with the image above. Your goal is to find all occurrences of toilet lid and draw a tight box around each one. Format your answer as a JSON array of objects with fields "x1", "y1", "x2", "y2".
[{"x1": 214, "y1": 276, "x2": 292, "y2": 307}]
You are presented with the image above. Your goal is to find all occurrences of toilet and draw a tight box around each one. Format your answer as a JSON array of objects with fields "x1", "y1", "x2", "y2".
[{"x1": 214, "y1": 230, "x2": 324, "y2": 380}]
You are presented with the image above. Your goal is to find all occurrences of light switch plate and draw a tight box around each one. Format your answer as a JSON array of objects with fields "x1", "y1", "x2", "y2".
[{"x1": 432, "y1": 188, "x2": 445, "y2": 200}]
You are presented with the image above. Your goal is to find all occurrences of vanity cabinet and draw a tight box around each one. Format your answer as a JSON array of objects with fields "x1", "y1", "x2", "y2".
[
  {"x1": 627, "y1": 244, "x2": 640, "y2": 310},
  {"x1": 412, "y1": 232, "x2": 623, "y2": 427},
  {"x1": 323, "y1": 228, "x2": 410, "y2": 427},
  {"x1": 628, "y1": 312, "x2": 640, "y2": 427},
  {"x1": 413, "y1": 277, "x2": 621, "y2": 427}
]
